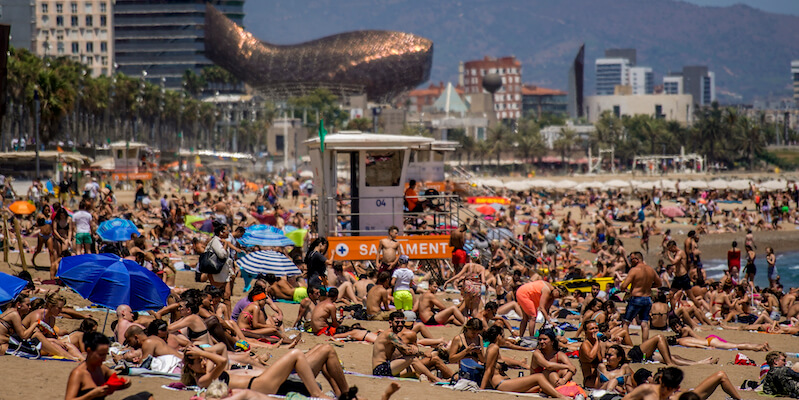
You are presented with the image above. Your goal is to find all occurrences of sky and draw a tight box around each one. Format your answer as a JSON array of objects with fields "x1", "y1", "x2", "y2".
[{"x1": 684, "y1": 0, "x2": 799, "y2": 15}]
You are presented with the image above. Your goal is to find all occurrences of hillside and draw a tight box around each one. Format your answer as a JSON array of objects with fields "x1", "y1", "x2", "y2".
[{"x1": 243, "y1": 0, "x2": 799, "y2": 102}]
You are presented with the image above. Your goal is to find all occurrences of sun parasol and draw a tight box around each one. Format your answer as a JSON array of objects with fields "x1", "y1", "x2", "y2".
[{"x1": 9, "y1": 201, "x2": 36, "y2": 215}]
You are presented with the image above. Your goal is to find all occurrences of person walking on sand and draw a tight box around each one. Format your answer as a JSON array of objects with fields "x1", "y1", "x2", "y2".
[{"x1": 618, "y1": 251, "x2": 661, "y2": 342}]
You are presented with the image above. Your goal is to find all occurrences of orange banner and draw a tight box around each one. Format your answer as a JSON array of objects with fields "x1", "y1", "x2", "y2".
[
  {"x1": 112, "y1": 172, "x2": 153, "y2": 181},
  {"x1": 467, "y1": 196, "x2": 510, "y2": 205},
  {"x1": 327, "y1": 235, "x2": 451, "y2": 261}
]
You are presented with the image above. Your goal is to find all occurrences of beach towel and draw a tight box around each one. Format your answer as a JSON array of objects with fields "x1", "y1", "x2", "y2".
[
  {"x1": 343, "y1": 370, "x2": 419, "y2": 381},
  {"x1": 274, "y1": 299, "x2": 301, "y2": 304}
]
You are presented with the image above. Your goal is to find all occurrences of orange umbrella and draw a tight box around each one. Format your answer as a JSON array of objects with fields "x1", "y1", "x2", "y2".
[
  {"x1": 475, "y1": 204, "x2": 496, "y2": 215},
  {"x1": 245, "y1": 182, "x2": 260, "y2": 191},
  {"x1": 9, "y1": 201, "x2": 36, "y2": 215}
]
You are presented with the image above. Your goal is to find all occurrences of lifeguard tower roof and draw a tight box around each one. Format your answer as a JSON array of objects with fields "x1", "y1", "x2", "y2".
[
  {"x1": 305, "y1": 131, "x2": 435, "y2": 151},
  {"x1": 108, "y1": 141, "x2": 149, "y2": 149}
]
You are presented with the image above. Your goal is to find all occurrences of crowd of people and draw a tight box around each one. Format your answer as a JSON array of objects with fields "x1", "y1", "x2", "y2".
[{"x1": 1, "y1": 172, "x2": 799, "y2": 400}]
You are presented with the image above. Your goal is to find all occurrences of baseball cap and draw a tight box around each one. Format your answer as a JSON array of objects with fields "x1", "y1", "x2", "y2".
[
  {"x1": 403, "y1": 311, "x2": 417, "y2": 323},
  {"x1": 399, "y1": 254, "x2": 409, "y2": 264}
]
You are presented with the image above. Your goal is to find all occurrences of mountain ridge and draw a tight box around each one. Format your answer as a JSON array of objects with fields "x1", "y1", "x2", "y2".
[{"x1": 242, "y1": 0, "x2": 799, "y2": 102}]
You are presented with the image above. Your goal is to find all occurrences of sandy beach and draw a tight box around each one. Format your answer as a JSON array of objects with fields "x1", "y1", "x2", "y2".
[{"x1": 1, "y1": 183, "x2": 798, "y2": 400}]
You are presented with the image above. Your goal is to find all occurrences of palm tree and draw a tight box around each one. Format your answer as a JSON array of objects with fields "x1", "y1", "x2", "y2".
[
  {"x1": 487, "y1": 123, "x2": 511, "y2": 169},
  {"x1": 515, "y1": 117, "x2": 545, "y2": 166},
  {"x1": 182, "y1": 70, "x2": 206, "y2": 98},
  {"x1": 36, "y1": 68, "x2": 74, "y2": 144},
  {"x1": 553, "y1": 127, "x2": 577, "y2": 171}
]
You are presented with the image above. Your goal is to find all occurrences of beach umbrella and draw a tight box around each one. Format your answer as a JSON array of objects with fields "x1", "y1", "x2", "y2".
[
  {"x1": 505, "y1": 180, "x2": 532, "y2": 192},
  {"x1": 554, "y1": 180, "x2": 578, "y2": 190},
  {"x1": 661, "y1": 206, "x2": 685, "y2": 218},
  {"x1": 0, "y1": 272, "x2": 27, "y2": 305},
  {"x1": 240, "y1": 225, "x2": 295, "y2": 247},
  {"x1": 96, "y1": 218, "x2": 139, "y2": 242},
  {"x1": 683, "y1": 180, "x2": 708, "y2": 190},
  {"x1": 576, "y1": 181, "x2": 603, "y2": 191},
  {"x1": 760, "y1": 180, "x2": 787, "y2": 192},
  {"x1": 237, "y1": 250, "x2": 301, "y2": 276},
  {"x1": 529, "y1": 179, "x2": 555, "y2": 189},
  {"x1": 57, "y1": 254, "x2": 170, "y2": 312},
  {"x1": 299, "y1": 170, "x2": 313, "y2": 178},
  {"x1": 727, "y1": 179, "x2": 752, "y2": 191},
  {"x1": 487, "y1": 228, "x2": 514, "y2": 241},
  {"x1": 707, "y1": 179, "x2": 729, "y2": 190},
  {"x1": 9, "y1": 201, "x2": 36, "y2": 215},
  {"x1": 604, "y1": 179, "x2": 631, "y2": 190},
  {"x1": 283, "y1": 226, "x2": 308, "y2": 247},
  {"x1": 475, "y1": 204, "x2": 496, "y2": 215}
]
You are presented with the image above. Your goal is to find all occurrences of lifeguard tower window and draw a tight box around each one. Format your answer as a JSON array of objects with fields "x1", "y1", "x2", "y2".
[{"x1": 365, "y1": 151, "x2": 402, "y2": 187}]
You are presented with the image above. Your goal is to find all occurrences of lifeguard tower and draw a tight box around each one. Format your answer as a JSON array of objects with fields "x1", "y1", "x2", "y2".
[{"x1": 109, "y1": 141, "x2": 154, "y2": 182}]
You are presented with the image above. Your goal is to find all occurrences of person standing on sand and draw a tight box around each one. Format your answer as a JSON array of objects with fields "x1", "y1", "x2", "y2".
[
  {"x1": 667, "y1": 240, "x2": 691, "y2": 297},
  {"x1": 618, "y1": 251, "x2": 661, "y2": 342},
  {"x1": 450, "y1": 224, "x2": 467, "y2": 272},
  {"x1": 727, "y1": 241, "x2": 741, "y2": 274},
  {"x1": 376, "y1": 226, "x2": 402, "y2": 274}
]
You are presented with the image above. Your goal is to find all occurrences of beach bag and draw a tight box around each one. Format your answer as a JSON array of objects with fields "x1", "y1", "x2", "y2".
[
  {"x1": 8, "y1": 336, "x2": 41, "y2": 358},
  {"x1": 199, "y1": 240, "x2": 223, "y2": 274},
  {"x1": 458, "y1": 358, "x2": 484, "y2": 384}
]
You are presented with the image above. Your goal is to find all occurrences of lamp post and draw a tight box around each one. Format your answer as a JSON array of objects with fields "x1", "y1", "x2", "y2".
[{"x1": 34, "y1": 89, "x2": 40, "y2": 179}]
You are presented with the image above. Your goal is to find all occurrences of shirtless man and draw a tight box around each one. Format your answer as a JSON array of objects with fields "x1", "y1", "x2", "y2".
[
  {"x1": 354, "y1": 269, "x2": 377, "y2": 300},
  {"x1": 366, "y1": 272, "x2": 393, "y2": 321},
  {"x1": 595, "y1": 218, "x2": 607, "y2": 245},
  {"x1": 449, "y1": 224, "x2": 467, "y2": 272},
  {"x1": 310, "y1": 288, "x2": 340, "y2": 336},
  {"x1": 416, "y1": 280, "x2": 466, "y2": 326},
  {"x1": 667, "y1": 240, "x2": 692, "y2": 299},
  {"x1": 124, "y1": 325, "x2": 182, "y2": 360},
  {"x1": 265, "y1": 275, "x2": 300, "y2": 301},
  {"x1": 371, "y1": 311, "x2": 441, "y2": 382},
  {"x1": 377, "y1": 226, "x2": 403, "y2": 274},
  {"x1": 618, "y1": 251, "x2": 661, "y2": 341},
  {"x1": 115, "y1": 305, "x2": 145, "y2": 344},
  {"x1": 294, "y1": 286, "x2": 321, "y2": 329},
  {"x1": 684, "y1": 231, "x2": 697, "y2": 269}
]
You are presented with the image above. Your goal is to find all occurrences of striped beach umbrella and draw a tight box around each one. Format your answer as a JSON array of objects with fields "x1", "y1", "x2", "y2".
[
  {"x1": 240, "y1": 225, "x2": 295, "y2": 247},
  {"x1": 237, "y1": 250, "x2": 301, "y2": 276}
]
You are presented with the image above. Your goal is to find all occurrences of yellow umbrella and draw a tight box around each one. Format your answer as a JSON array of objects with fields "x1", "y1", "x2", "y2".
[{"x1": 9, "y1": 201, "x2": 36, "y2": 215}]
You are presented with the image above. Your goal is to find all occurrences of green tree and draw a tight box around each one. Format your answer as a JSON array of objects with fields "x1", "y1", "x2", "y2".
[
  {"x1": 182, "y1": 70, "x2": 206, "y2": 98},
  {"x1": 288, "y1": 88, "x2": 348, "y2": 130},
  {"x1": 552, "y1": 127, "x2": 577, "y2": 170},
  {"x1": 346, "y1": 117, "x2": 372, "y2": 131},
  {"x1": 487, "y1": 123, "x2": 511, "y2": 168},
  {"x1": 514, "y1": 116, "x2": 545, "y2": 165}
]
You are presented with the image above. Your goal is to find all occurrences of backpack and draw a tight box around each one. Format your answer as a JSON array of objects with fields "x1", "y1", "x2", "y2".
[{"x1": 458, "y1": 358, "x2": 484, "y2": 384}]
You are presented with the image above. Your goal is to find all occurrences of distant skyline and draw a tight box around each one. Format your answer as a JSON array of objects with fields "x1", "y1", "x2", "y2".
[{"x1": 684, "y1": 0, "x2": 799, "y2": 15}]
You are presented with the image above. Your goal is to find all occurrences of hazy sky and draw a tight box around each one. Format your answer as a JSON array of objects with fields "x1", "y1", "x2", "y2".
[{"x1": 684, "y1": 0, "x2": 799, "y2": 15}]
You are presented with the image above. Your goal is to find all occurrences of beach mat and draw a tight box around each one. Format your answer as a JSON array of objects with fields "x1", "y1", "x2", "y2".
[
  {"x1": 275, "y1": 299, "x2": 301, "y2": 304},
  {"x1": 5, "y1": 351, "x2": 77, "y2": 362},
  {"x1": 344, "y1": 370, "x2": 420, "y2": 381},
  {"x1": 437, "y1": 382, "x2": 545, "y2": 397}
]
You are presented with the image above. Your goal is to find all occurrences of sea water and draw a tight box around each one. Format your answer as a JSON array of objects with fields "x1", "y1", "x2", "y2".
[{"x1": 703, "y1": 251, "x2": 799, "y2": 289}]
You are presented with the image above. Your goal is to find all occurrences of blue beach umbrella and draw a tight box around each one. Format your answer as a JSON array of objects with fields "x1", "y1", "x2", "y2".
[
  {"x1": 0, "y1": 272, "x2": 27, "y2": 305},
  {"x1": 237, "y1": 250, "x2": 301, "y2": 276},
  {"x1": 239, "y1": 225, "x2": 295, "y2": 247},
  {"x1": 96, "y1": 218, "x2": 140, "y2": 242},
  {"x1": 57, "y1": 254, "x2": 170, "y2": 311}
]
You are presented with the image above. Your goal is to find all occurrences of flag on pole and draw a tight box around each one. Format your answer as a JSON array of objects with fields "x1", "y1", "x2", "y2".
[{"x1": 319, "y1": 119, "x2": 327, "y2": 151}]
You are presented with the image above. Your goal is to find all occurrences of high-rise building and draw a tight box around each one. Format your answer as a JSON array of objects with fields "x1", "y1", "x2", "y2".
[
  {"x1": 0, "y1": 0, "x2": 33, "y2": 51},
  {"x1": 32, "y1": 0, "x2": 114, "y2": 76},
  {"x1": 793, "y1": 61, "x2": 799, "y2": 106},
  {"x1": 682, "y1": 66, "x2": 715, "y2": 106},
  {"x1": 629, "y1": 66, "x2": 654, "y2": 95},
  {"x1": 114, "y1": 0, "x2": 244, "y2": 89},
  {"x1": 604, "y1": 48, "x2": 636, "y2": 66},
  {"x1": 462, "y1": 56, "x2": 522, "y2": 120},
  {"x1": 595, "y1": 58, "x2": 631, "y2": 95},
  {"x1": 663, "y1": 74, "x2": 683, "y2": 95},
  {"x1": 567, "y1": 44, "x2": 584, "y2": 119}
]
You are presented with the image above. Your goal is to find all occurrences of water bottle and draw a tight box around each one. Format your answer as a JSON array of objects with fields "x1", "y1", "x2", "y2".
[{"x1": 787, "y1": 352, "x2": 799, "y2": 358}]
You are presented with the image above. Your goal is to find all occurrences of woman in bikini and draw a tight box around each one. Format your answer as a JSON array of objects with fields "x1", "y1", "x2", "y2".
[
  {"x1": 448, "y1": 318, "x2": 485, "y2": 365},
  {"x1": 0, "y1": 294, "x2": 39, "y2": 355},
  {"x1": 625, "y1": 334, "x2": 718, "y2": 366},
  {"x1": 529, "y1": 329, "x2": 576, "y2": 386},
  {"x1": 597, "y1": 345, "x2": 633, "y2": 394},
  {"x1": 167, "y1": 297, "x2": 215, "y2": 346},
  {"x1": 236, "y1": 286, "x2": 294, "y2": 344},
  {"x1": 64, "y1": 332, "x2": 152, "y2": 400},
  {"x1": 442, "y1": 251, "x2": 485, "y2": 317},
  {"x1": 182, "y1": 343, "x2": 351, "y2": 399},
  {"x1": 30, "y1": 217, "x2": 57, "y2": 278},
  {"x1": 52, "y1": 207, "x2": 73, "y2": 255},
  {"x1": 60, "y1": 318, "x2": 98, "y2": 354},
  {"x1": 668, "y1": 316, "x2": 769, "y2": 351},
  {"x1": 480, "y1": 325, "x2": 568, "y2": 398},
  {"x1": 576, "y1": 298, "x2": 604, "y2": 337},
  {"x1": 21, "y1": 292, "x2": 84, "y2": 360},
  {"x1": 579, "y1": 320, "x2": 606, "y2": 388}
]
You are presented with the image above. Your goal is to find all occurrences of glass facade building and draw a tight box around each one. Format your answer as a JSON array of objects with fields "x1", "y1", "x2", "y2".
[{"x1": 114, "y1": 0, "x2": 244, "y2": 88}]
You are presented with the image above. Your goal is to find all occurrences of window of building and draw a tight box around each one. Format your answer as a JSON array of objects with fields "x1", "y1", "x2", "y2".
[
  {"x1": 57, "y1": 42, "x2": 65, "y2": 54},
  {"x1": 613, "y1": 105, "x2": 621, "y2": 117},
  {"x1": 100, "y1": 2, "x2": 106, "y2": 12},
  {"x1": 71, "y1": 2, "x2": 77, "y2": 13},
  {"x1": 655, "y1": 104, "x2": 663, "y2": 118},
  {"x1": 471, "y1": 68, "x2": 476, "y2": 75},
  {"x1": 477, "y1": 127, "x2": 485, "y2": 140},
  {"x1": 42, "y1": 15, "x2": 50, "y2": 24},
  {"x1": 86, "y1": 41, "x2": 93, "y2": 52},
  {"x1": 71, "y1": 42, "x2": 79, "y2": 54},
  {"x1": 100, "y1": 15, "x2": 106, "y2": 26},
  {"x1": 42, "y1": 3, "x2": 48, "y2": 13},
  {"x1": 85, "y1": 29, "x2": 92, "y2": 38},
  {"x1": 101, "y1": 55, "x2": 108, "y2": 65},
  {"x1": 57, "y1": 33, "x2": 63, "y2": 41},
  {"x1": 71, "y1": 15, "x2": 78, "y2": 26},
  {"x1": 100, "y1": 41, "x2": 107, "y2": 52},
  {"x1": 84, "y1": 2, "x2": 92, "y2": 12},
  {"x1": 365, "y1": 151, "x2": 402, "y2": 187},
  {"x1": 56, "y1": 3, "x2": 63, "y2": 12},
  {"x1": 101, "y1": 67, "x2": 107, "y2": 75},
  {"x1": 86, "y1": 56, "x2": 93, "y2": 65},
  {"x1": 85, "y1": 15, "x2": 92, "y2": 26},
  {"x1": 56, "y1": 16, "x2": 63, "y2": 26},
  {"x1": 480, "y1": 69, "x2": 485, "y2": 76}
]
